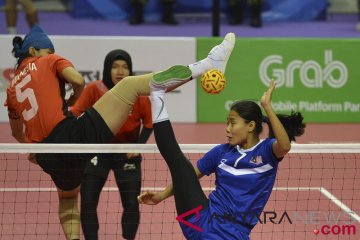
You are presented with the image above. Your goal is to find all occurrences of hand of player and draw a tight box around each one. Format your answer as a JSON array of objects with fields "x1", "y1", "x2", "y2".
[
  {"x1": 66, "y1": 93, "x2": 77, "y2": 106},
  {"x1": 28, "y1": 153, "x2": 38, "y2": 165},
  {"x1": 261, "y1": 79, "x2": 276, "y2": 110},
  {"x1": 127, "y1": 153, "x2": 140, "y2": 159},
  {"x1": 138, "y1": 191, "x2": 164, "y2": 205}
]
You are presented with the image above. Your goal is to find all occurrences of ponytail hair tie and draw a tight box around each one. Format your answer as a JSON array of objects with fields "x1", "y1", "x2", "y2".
[
  {"x1": 12, "y1": 36, "x2": 23, "y2": 58},
  {"x1": 13, "y1": 43, "x2": 21, "y2": 58}
]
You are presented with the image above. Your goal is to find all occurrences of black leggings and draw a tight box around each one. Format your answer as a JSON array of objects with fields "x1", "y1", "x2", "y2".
[
  {"x1": 80, "y1": 165, "x2": 141, "y2": 240},
  {"x1": 154, "y1": 120, "x2": 209, "y2": 215}
]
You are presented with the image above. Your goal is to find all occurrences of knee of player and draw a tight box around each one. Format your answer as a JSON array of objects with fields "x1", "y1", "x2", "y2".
[
  {"x1": 116, "y1": 75, "x2": 136, "y2": 88},
  {"x1": 4, "y1": 4, "x2": 17, "y2": 11}
]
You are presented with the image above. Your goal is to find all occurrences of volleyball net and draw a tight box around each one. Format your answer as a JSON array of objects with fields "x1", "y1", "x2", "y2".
[{"x1": 0, "y1": 143, "x2": 359, "y2": 240}]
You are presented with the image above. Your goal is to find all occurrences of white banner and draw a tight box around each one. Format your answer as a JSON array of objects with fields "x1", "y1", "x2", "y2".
[{"x1": 0, "y1": 35, "x2": 197, "y2": 122}]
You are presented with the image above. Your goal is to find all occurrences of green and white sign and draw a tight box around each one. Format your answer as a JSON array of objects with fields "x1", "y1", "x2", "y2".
[{"x1": 197, "y1": 38, "x2": 360, "y2": 123}]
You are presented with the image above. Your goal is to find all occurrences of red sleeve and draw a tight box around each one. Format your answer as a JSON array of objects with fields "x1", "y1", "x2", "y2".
[
  {"x1": 5, "y1": 88, "x2": 20, "y2": 119},
  {"x1": 47, "y1": 54, "x2": 74, "y2": 82}
]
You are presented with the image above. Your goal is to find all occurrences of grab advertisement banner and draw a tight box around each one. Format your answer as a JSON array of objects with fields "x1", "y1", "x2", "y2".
[
  {"x1": 197, "y1": 38, "x2": 360, "y2": 123},
  {"x1": 0, "y1": 35, "x2": 196, "y2": 122}
]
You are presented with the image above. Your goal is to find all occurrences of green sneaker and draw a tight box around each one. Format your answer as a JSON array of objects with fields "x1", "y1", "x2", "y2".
[{"x1": 151, "y1": 65, "x2": 192, "y2": 89}]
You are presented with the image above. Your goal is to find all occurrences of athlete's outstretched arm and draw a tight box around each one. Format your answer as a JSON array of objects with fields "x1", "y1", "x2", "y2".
[
  {"x1": 9, "y1": 118, "x2": 25, "y2": 143},
  {"x1": 261, "y1": 80, "x2": 291, "y2": 158},
  {"x1": 138, "y1": 165, "x2": 204, "y2": 205}
]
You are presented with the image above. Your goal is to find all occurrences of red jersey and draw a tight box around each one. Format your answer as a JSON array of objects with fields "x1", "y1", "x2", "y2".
[
  {"x1": 5, "y1": 54, "x2": 73, "y2": 143},
  {"x1": 71, "y1": 80, "x2": 152, "y2": 143}
]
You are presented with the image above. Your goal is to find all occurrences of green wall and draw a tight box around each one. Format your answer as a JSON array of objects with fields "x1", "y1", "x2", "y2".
[{"x1": 197, "y1": 38, "x2": 360, "y2": 123}]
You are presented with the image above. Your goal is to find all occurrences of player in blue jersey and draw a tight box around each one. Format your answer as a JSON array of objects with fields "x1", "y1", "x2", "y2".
[{"x1": 138, "y1": 79, "x2": 305, "y2": 239}]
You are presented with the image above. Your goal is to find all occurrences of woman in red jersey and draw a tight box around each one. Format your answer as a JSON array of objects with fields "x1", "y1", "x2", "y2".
[{"x1": 71, "y1": 49, "x2": 152, "y2": 240}]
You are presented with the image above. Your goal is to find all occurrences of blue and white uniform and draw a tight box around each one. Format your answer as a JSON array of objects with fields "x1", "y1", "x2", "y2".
[{"x1": 181, "y1": 138, "x2": 279, "y2": 240}]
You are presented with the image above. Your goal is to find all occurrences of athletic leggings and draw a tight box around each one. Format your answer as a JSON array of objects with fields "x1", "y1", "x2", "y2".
[
  {"x1": 80, "y1": 162, "x2": 141, "y2": 240},
  {"x1": 154, "y1": 120, "x2": 209, "y2": 215}
]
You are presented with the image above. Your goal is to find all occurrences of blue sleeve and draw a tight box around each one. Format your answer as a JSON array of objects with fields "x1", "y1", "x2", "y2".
[
  {"x1": 197, "y1": 144, "x2": 227, "y2": 176},
  {"x1": 263, "y1": 138, "x2": 280, "y2": 164}
]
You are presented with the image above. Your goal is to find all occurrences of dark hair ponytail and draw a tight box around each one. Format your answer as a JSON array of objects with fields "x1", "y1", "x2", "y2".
[
  {"x1": 12, "y1": 36, "x2": 30, "y2": 69},
  {"x1": 262, "y1": 112, "x2": 306, "y2": 141},
  {"x1": 230, "y1": 100, "x2": 305, "y2": 141}
]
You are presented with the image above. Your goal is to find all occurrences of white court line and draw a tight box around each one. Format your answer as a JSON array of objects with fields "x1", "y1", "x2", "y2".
[
  {"x1": 1, "y1": 186, "x2": 359, "y2": 223},
  {"x1": 320, "y1": 187, "x2": 360, "y2": 223},
  {"x1": 274, "y1": 187, "x2": 322, "y2": 191}
]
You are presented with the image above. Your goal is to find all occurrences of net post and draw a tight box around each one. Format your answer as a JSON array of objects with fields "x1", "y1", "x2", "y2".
[{"x1": 212, "y1": 0, "x2": 220, "y2": 37}]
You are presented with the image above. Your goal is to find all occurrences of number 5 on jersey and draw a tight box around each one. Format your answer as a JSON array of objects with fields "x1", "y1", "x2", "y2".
[{"x1": 15, "y1": 75, "x2": 38, "y2": 121}]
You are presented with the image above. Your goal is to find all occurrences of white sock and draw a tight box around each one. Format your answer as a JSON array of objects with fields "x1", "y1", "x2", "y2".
[
  {"x1": 8, "y1": 27, "x2": 16, "y2": 35},
  {"x1": 188, "y1": 58, "x2": 212, "y2": 79},
  {"x1": 150, "y1": 89, "x2": 169, "y2": 123}
]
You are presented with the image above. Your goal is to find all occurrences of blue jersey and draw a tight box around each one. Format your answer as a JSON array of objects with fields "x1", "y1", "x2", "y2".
[{"x1": 181, "y1": 138, "x2": 279, "y2": 240}]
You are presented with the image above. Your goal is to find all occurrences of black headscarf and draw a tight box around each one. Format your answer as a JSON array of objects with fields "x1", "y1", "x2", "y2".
[{"x1": 102, "y1": 49, "x2": 133, "y2": 89}]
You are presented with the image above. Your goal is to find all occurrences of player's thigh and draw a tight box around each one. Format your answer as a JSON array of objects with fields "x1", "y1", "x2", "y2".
[
  {"x1": 114, "y1": 156, "x2": 142, "y2": 198},
  {"x1": 57, "y1": 186, "x2": 80, "y2": 199},
  {"x1": 114, "y1": 155, "x2": 141, "y2": 183},
  {"x1": 36, "y1": 153, "x2": 87, "y2": 191},
  {"x1": 83, "y1": 154, "x2": 113, "y2": 179},
  {"x1": 92, "y1": 91, "x2": 132, "y2": 135}
]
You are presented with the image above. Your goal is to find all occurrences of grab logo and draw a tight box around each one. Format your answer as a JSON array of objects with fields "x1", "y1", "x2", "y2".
[{"x1": 259, "y1": 50, "x2": 348, "y2": 88}]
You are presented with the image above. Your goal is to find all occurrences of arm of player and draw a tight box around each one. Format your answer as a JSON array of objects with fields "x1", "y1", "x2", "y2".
[
  {"x1": 138, "y1": 165, "x2": 204, "y2": 205},
  {"x1": 127, "y1": 127, "x2": 154, "y2": 159},
  {"x1": 62, "y1": 67, "x2": 85, "y2": 106},
  {"x1": 9, "y1": 116, "x2": 38, "y2": 164},
  {"x1": 9, "y1": 118, "x2": 25, "y2": 143},
  {"x1": 260, "y1": 80, "x2": 291, "y2": 159}
]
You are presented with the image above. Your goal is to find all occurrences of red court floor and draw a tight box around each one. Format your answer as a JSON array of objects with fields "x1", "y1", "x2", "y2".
[{"x1": 0, "y1": 123, "x2": 359, "y2": 239}]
